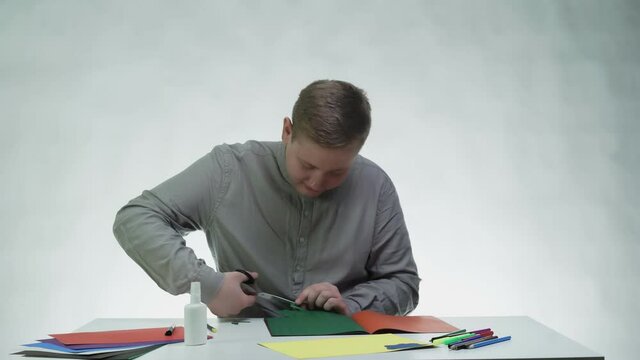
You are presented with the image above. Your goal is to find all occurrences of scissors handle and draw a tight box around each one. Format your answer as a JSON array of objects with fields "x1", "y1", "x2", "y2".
[
  {"x1": 240, "y1": 282, "x2": 257, "y2": 295},
  {"x1": 236, "y1": 269, "x2": 258, "y2": 295},
  {"x1": 235, "y1": 269, "x2": 255, "y2": 284}
]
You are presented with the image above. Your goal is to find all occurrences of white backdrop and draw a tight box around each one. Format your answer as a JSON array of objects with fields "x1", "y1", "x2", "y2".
[{"x1": 1, "y1": 1, "x2": 638, "y2": 359}]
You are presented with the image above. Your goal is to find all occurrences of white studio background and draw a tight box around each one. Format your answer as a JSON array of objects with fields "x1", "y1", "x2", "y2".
[{"x1": 1, "y1": 1, "x2": 638, "y2": 359}]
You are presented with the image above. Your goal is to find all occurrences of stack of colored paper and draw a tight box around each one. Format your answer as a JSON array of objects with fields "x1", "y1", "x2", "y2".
[
  {"x1": 265, "y1": 309, "x2": 459, "y2": 336},
  {"x1": 13, "y1": 326, "x2": 187, "y2": 359},
  {"x1": 261, "y1": 310, "x2": 458, "y2": 359}
]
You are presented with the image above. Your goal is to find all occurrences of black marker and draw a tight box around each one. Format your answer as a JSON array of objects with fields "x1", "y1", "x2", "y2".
[{"x1": 164, "y1": 323, "x2": 176, "y2": 336}]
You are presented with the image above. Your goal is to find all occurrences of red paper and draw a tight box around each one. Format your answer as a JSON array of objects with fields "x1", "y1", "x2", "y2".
[{"x1": 50, "y1": 326, "x2": 185, "y2": 345}]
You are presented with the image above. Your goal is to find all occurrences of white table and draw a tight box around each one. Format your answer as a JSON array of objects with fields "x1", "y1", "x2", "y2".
[{"x1": 18, "y1": 316, "x2": 604, "y2": 359}]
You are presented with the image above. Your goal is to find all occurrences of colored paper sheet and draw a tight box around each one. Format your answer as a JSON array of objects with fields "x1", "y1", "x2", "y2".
[
  {"x1": 12, "y1": 344, "x2": 164, "y2": 359},
  {"x1": 38, "y1": 337, "x2": 183, "y2": 350},
  {"x1": 50, "y1": 327, "x2": 185, "y2": 345},
  {"x1": 352, "y1": 310, "x2": 459, "y2": 334},
  {"x1": 265, "y1": 309, "x2": 366, "y2": 336},
  {"x1": 23, "y1": 341, "x2": 156, "y2": 354},
  {"x1": 265, "y1": 309, "x2": 458, "y2": 336},
  {"x1": 260, "y1": 334, "x2": 433, "y2": 359}
]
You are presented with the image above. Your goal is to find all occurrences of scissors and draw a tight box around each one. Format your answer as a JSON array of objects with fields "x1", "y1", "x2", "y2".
[{"x1": 235, "y1": 269, "x2": 304, "y2": 311}]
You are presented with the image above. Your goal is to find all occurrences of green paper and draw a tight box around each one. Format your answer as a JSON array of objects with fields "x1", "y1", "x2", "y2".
[{"x1": 265, "y1": 309, "x2": 367, "y2": 336}]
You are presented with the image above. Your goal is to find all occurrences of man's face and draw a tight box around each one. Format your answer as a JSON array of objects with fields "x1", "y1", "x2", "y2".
[{"x1": 282, "y1": 118, "x2": 359, "y2": 198}]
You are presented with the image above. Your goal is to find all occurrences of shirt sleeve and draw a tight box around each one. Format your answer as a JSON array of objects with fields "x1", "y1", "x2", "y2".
[
  {"x1": 341, "y1": 177, "x2": 421, "y2": 315},
  {"x1": 112, "y1": 147, "x2": 230, "y2": 305}
]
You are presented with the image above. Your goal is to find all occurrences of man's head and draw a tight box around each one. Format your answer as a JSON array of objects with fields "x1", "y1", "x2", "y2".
[{"x1": 282, "y1": 80, "x2": 371, "y2": 198}]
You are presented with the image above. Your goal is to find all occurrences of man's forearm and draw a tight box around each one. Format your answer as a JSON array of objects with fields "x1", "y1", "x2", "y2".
[
  {"x1": 113, "y1": 192, "x2": 223, "y2": 305},
  {"x1": 342, "y1": 272, "x2": 420, "y2": 315}
]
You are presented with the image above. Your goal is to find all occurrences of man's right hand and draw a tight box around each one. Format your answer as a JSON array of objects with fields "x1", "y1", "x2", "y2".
[{"x1": 207, "y1": 271, "x2": 258, "y2": 317}]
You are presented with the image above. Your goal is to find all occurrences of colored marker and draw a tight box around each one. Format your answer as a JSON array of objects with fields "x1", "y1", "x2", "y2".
[
  {"x1": 436, "y1": 328, "x2": 491, "y2": 343},
  {"x1": 469, "y1": 328, "x2": 492, "y2": 335},
  {"x1": 450, "y1": 335, "x2": 497, "y2": 350},
  {"x1": 164, "y1": 323, "x2": 176, "y2": 336},
  {"x1": 448, "y1": 334, "x2": 482, "y2": 346},
  {"x1": 448, "y1": 330, "x2": 494, "y2": 346},
  {"x1": 474, "y1": 329, "x2": 494, "y2": 336},
  {"x1": 448, "y1": 332, "x2": 494, "y2": 347},
  {"x1": 468, "y1": 336, "x2": 512, "y2": 349},
  {"x1": 438, "y1": 333, "x2": 476, "y2": 346},
  {"x1": 430, "y1": 329, "x2": 466, "y2": 342}
]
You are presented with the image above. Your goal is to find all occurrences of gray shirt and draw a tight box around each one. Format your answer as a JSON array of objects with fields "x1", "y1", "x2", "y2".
[{"x1": 113, "y1": 141, "x2": 420, "y2": 317}]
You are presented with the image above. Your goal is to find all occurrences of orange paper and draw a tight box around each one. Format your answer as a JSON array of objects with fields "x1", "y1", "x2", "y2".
[{"x1": 352, "y1": 311, "x2": 458, "y2": 334}]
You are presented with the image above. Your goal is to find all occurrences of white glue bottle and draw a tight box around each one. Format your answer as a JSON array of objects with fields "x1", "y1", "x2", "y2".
[{"x1": 184, "y1": 281, "x2": 207, "y2": 346}]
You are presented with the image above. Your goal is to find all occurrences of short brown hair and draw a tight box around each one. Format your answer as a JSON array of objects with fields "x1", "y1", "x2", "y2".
[{"x1": 291, "y1": 80, "x2": 371, "y2": 148}]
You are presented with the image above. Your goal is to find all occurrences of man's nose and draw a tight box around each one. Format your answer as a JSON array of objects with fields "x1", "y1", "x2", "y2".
[{"x1": 308, "y1": 172, "x2": 325, "y2": 189}]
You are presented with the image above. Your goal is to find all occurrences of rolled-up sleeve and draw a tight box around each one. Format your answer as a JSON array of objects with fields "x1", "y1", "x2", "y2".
[{"x1": 113, "y1": 148, "x2": 230, "y2": 305}]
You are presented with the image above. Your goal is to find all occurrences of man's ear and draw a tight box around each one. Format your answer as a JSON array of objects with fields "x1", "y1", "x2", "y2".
[{"x1": 282, "y1": 117, "x2": 293, "y2": 143}]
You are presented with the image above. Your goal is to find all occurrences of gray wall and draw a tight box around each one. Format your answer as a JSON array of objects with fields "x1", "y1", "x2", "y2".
[{"x1": 1, "y1": 1, "x2": 638, "y2": 359}]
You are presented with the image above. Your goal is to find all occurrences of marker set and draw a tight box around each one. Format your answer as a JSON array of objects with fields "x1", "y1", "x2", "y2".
[{"x1": 430, "y1": 328, "x2": 512, "y2": 350}]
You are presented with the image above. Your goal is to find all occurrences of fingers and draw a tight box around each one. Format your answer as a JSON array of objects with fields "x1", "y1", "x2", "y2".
[
  {"x1": 231, "y1": 270, "x2": 260, "y2": 295},
  {"x1": 208, "y1": 271, "x2": 258, "y2": 317},
  {"x1": 240, "y1": 282, "x2": 257, "y2": 295},
  {"x1": 295, "y1": 291, "x2": 307, "y2": 305},
  {"x1": 296, "y1": 282, "x2": 346, "y2": 313},
  {"x1": 310, "y1": 289, "x2": 333, "y2": 309},
  {"x1": 234, "y1": 270, "x2": 258, "y2": 302},
  {"x1": 243, "y1": 290, "x2": 257, "y2": 307},
  {"x1": 296, "y1": 287, "x2": 323, "y2": 309},
  {"x1": 324, "y1": 297, "x2": 348, "y2": 314}
]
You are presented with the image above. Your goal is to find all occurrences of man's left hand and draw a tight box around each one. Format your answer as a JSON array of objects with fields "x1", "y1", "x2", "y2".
[{"x1": 295, "y1": 282, "x2": 349, "y2": 315}]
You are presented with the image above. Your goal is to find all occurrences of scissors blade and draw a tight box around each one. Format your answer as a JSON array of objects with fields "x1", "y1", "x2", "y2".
[{"x1": 257, "y1": 292, "x2": 304, "y2": 310}]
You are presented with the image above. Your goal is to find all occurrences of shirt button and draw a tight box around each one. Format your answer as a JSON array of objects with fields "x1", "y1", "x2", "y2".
[
  {"x1": 296, "y1": 265, "x2": 302, "y2": 271},
  {"x1": 303, "y1": 211, "x2": 309, "y2": 217},
  {"x1": 299, "y1": 237, "x2": 305, "y2": 243}
]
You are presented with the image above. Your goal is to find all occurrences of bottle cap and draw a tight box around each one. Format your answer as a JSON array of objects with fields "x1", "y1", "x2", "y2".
[{"x1": 190, "y1": 282, "x2": 201, "y2": 304}]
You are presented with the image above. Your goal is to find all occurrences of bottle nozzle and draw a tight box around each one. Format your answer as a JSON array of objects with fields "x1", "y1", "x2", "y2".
[{"x1": 190, "y1": 282, "x2": 201, "y2": 304}]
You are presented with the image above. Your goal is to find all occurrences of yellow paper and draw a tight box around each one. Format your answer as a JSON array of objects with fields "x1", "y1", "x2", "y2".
[{"x1": 259, "y1": 334, "x2": 432, "y2": 359}]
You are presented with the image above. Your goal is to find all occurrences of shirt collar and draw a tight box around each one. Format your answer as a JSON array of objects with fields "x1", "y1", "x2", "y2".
[{"x1": 276, "y1": 141, "x2": 293, "y2": 186}]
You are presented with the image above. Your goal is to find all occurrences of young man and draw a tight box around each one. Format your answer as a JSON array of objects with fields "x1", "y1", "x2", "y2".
[{"x1": 113, "y1": 80, "x2": 420, "y2": 317}]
